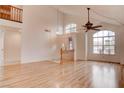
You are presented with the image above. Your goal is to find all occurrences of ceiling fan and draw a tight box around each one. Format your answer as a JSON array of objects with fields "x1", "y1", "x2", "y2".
[{"x1": 83, "y1": 8, "x2": 102, "y2": 32}]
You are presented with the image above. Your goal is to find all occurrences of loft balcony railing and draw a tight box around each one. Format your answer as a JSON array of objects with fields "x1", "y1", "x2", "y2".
[{"x1": 0, "y1": 5, "x2": 23, "y2": 23}]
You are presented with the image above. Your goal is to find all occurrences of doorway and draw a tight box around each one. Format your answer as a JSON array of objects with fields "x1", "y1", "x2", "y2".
[{"x1": 0, "y1": 30, "x2": 4, "y2": 66}]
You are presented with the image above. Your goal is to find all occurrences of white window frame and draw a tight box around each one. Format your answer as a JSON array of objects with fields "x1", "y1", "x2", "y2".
[
  {"x1": 65, "y1": 24, "x2": 76, "y2": 33},
  {"x1": 93, "y1": 30, "x2": 115, "y2": 55}
]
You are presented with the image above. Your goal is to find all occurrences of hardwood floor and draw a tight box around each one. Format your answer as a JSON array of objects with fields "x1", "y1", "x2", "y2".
[{"x1": 0, "y1": 61, "x2": 124, "y2": 88}]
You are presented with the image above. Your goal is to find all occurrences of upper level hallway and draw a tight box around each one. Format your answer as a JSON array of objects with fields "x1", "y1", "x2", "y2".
[{"x1": 0, "y1": 5, "x2": 23, "y2": 23}]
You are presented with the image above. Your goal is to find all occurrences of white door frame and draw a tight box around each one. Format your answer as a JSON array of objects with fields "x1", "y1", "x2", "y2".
[{"x1": 0, "y1": 30, "x2": 4, "y2": 66}]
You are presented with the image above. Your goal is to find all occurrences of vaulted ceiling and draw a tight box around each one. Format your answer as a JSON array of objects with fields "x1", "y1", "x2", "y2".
[{"x1": 52, "y1": 5, "x2": 124, "y2": 26}]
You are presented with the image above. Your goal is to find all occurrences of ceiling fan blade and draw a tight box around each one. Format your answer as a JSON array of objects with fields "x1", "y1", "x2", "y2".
[
  {"x1": 85, "y1": 29, "x2": 89, "y2": 32},
  {"x1": 91, "y1": 25, "x2": 102, "y2": 29},
  {"x1": 83, "y1": 25, "x2": 87, "y2": 27},
  {"x1": 92, "y1": 28, "x2": 101, "y2": 31}
]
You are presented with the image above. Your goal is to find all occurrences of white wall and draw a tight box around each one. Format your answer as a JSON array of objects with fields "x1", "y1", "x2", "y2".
[
  {"x1": 21, "y1": 6, "x2": 64, "y2": 63},
  {"x1": 74, "y1": 33, "x2": 86, "y2": 61},
  {"x1": 0, "y1": 30, "x2": 4, "y2": 66},
  {"x1": 0, "y1": 19, "x2": 22, "y2": 30},
  {"x1": 119, "y1": 27, "x2": 124, "y2": 64},
  {"x1": 4, "y1": 30, "x2": 21, "y2": 65},
  {"x1": 0, "y1": 21, "x2": 21, "y2": 66}
]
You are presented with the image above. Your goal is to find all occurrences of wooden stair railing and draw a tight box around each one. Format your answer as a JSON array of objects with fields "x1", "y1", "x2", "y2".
[
  {"x1": 0, "y1": 5, "x2": 23, "y2": 23},
  {"x1": 60, "y1": 48, "x2": 63, "y2": 64}
]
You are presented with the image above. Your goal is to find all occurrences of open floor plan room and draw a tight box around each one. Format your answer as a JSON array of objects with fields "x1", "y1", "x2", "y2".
[{"x1": 0, "y1": 5, "x2": 124, "y2": 88}]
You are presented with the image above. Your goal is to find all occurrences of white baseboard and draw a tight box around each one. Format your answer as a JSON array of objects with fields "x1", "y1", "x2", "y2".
[
  {"x1": 20, "y1": 59, "x2": 53, "y2": 65},
  {"x1": 4, "y1": 60, "x2": 21, "y2": 66}
]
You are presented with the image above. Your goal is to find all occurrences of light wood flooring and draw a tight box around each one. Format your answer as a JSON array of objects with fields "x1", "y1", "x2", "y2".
[{"x1": 0, "y1": 61, "x2": 124, "y2": 88}]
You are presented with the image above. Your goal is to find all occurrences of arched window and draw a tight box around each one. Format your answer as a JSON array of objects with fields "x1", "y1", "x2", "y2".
[
  {"x1": 65, "y1": 24, "x2": 76, "y2": 33},
  {"x1": 93, "y1": 30, "x2": 115, "y2": 55}
]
